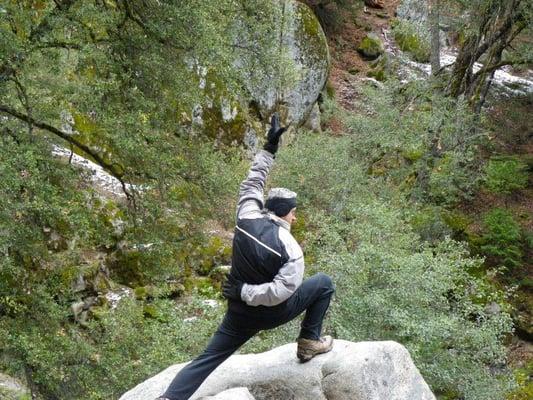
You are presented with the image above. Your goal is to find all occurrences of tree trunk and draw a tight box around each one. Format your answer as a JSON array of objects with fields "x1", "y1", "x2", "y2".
[
  {"x1": 429, "y1": 0, "x2": 440, "y2": 75},
  {"x1": 447, "y1": 0, "x2": 523, "y2": 107},
  {"x1": 447, "y1": 36, "x2": 479, "y2": 97}
]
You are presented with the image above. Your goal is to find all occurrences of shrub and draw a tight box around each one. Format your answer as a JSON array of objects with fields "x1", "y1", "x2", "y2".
[
  {"x1": 428, "y1": 152, "x2": 482, "y2": 206},
  {"x1": 0, "y1": 291, "x2": 224, "y2": 400},
  {"x1": 484, "y1": 157, "x2": 528, "y2": 195},
  {"x1": 481, "y1": 208, "x2": 523, "y2": 268},
  {"x1": 269, "y1": 133, "x2": 515, "y2": 400},
  {"x1": 0, "y1": 126, "x2": 243, "y2": 399},
  {"x1": 409, "y1": 206, "x2": 453, "y2": 244},
  {"x1": 345, "y1": 81, "x2": 485, "y2": 206}
]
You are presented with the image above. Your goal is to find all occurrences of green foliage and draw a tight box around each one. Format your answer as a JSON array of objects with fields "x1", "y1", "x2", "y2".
[
  {"x1": 269, "y1": 132, "x2": 515, "y2": 400},
  {"x1": 428, "y1": 152, "x2": 481, "y2": 205},
  {"x1": 507, "y1": 362, "x2": 533, "y2": 400},
  {"x1": 0, "y1": 129, "x2": 243, "y2": 398},
  {"x1": 345, "y1": 81, "x2": 485, "y2": 206},
  {"x1": 392, "y1": 19, "x2": 431, "y2": 63},
  {"x1": 367, "y1": 55, "x2": 389, "y2": 81},
  {"x1": 484, "y1": 157, "x2": 529, "y2": 195},
  {"x1": 0, "y1": 2, "x2": 280, "y2": 398},
  {"x1": 409, "y1": 207, "x2": 453, "y2": 244},
  {"x1": 1, "y1": 294, "x2": 224, "y2": 400},
  {"x1": 481, "y1": 208, "x2": 523, "y2": 268}
]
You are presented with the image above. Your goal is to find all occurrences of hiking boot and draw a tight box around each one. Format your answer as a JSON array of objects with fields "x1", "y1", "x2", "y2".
[{"x1": 296, "y1": 335, "x2": 333, "y2": 362}]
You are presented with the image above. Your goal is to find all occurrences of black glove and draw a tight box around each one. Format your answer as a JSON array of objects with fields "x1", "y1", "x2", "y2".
[
  {"x1": 222, "y1": 274, "x2": 244, "y2": 301},
  {"x1": 263, "y1": 113, "x2": 287, "y2": 155}
]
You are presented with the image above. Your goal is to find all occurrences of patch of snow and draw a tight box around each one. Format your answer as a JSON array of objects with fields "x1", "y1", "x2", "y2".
[
  {"x1": 131, "y1": 243, "x2": 156, "y2": 251},
  {"x1": 51, "y1": 144, "x2": 137, "y2": 197},
  {"x1": 105, "y1": 287, "x2": 133, "y2": 310},
  {"x1": 202, "y1": 299, "x2": 219, "y2": 308},
  {"x1": 382, "y1": 28, "x2": 533, "y2": 97}
]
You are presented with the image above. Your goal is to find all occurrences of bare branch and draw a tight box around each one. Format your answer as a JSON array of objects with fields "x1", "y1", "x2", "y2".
[
  {"x1": 12, "y1": 76, "x2": 33, "y2": 136},
  {"x1": 0, "y1": 105, "x2": 130, "y2": 193},
  {"x1": 472, "y1": 59, "x2": 531, "y2": 79},
  {"x1": 34, "y1": 42, "x2": 82, "y2": 50}
]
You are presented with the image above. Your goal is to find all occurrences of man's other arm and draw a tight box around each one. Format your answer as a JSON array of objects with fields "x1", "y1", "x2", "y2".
[{"x1": 241, "y1": 231, "x2": 304, "y2": 306}]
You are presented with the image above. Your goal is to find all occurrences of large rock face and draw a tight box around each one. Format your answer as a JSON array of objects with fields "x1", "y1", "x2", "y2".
[
  {"x1": 120, "y1": 340, "x2": 436, "y2": 400},
  {"x1": 190, "y1": 0, "x2": 329, "y2": 147},
  {"x1": 242, "y1": 0, "x2": 330, "y2": 126}
]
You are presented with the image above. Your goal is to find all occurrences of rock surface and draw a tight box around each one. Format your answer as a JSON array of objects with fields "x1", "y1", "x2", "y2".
[
  {"x1": 120, "y1": 340, "x2": 436, "y2": 400},
  {"x1": 357, "y1": 33, "x2": 385, "y2": 60},
  {"x1": 199, "y1": 387, "x2": 255, "y2": 400},
  {"x1": 0, "y1": 372, "x2": 29, "y2": 400},
  {"x1": 247, "y1": 0, "x2": 330, "y2": 126},
  {"x1": 191, "y1": 0, "x2": 329, "y2": 146}
]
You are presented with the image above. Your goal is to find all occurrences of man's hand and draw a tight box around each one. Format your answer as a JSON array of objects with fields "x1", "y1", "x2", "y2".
[
  {"x1": 222, "y1": 274, "x2": 244, "y2": 301},
  {"x1": 263, "y1": 113, "x2": 287, "y2": 155}
]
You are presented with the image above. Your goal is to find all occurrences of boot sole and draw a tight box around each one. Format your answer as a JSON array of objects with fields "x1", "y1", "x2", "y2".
[
  {"x1": 297, "y1": 346, "x2": 332, "y2": 363},
  {"x1": 297, "y1": 352, "x2": 313, "y2": 363}
]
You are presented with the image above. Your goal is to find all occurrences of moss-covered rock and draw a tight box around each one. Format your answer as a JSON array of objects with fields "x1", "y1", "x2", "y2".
[
  {"x1": 184, "y1": 0, "x2": 330, "y2": 147},
  {"x1": 392, "y1": 20, "x2": 430, "y2": 63},
  {"x1": 241, "y1": 0, "x2": 330, "y2": 126},
  {"x1": 357, "y1": 33, "x2": 384, "y2": 61}
]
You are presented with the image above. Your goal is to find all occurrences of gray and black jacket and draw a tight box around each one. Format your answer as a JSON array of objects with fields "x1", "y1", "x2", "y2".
[{"x1": 229, "y1": 150, "x2": 304, "y2": 308}]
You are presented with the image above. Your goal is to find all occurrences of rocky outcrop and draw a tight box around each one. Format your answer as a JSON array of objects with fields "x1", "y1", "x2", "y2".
[
  {"x1": 191, "y1": 0, "x2": 329, "y2": 147},
  {"x1": 120, "y1": 340, "x2": 436, "y2": 400},
  {"x1": 0, "y1": 372, "x2": 29, "y2": 400},
  {"x1": 243, "y1": 0, "x2": 330, "y2": 126}
]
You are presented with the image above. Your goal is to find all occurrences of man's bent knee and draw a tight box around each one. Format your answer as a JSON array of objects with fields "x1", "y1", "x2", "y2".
[{"x1": 315, "y1": 272, "x2": 335, "y2": 293}]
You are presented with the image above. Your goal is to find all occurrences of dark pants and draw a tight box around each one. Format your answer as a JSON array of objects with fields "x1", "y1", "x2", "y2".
[{"x1": 162, "y1": 273, "x2": 335, "y2": 400}]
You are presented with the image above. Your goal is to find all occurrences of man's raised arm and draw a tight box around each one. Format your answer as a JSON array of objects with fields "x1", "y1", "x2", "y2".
[
  {"x1": 236, "y1": 150, "x2": 274, "y2": 220},
  {"x1": 236, "y1": 113, "x2": 286, "y2": 221}
]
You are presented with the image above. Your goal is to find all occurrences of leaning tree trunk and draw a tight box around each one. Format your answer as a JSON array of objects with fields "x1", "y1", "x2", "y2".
[
  {"x1": 446, "y1": 0, "x2": 525, "y2": 110},
  {"x1": 447, "y1": 35, "x2": 480, "y2": 97}
]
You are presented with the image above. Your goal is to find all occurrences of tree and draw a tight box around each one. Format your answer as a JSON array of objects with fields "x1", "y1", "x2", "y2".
[
  {"x1": 0, "y1": 1, "x2": 282, "y2": 398},
  {"x1": 446, "y1": 0, "x2": 533, "y2": 111},
  {"x1": 429, "y1": 0, "x2": 441, "y2": 75}
]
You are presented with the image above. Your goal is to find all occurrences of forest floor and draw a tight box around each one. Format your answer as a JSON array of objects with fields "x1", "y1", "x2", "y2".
[{"x1": 321, "y1": 0, "x2": 533, "y2": 375}]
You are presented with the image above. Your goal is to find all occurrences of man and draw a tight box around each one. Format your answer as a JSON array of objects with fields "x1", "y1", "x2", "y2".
[{"x1": 158, "y1": 114, "x2": 335, "y2": 400}]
